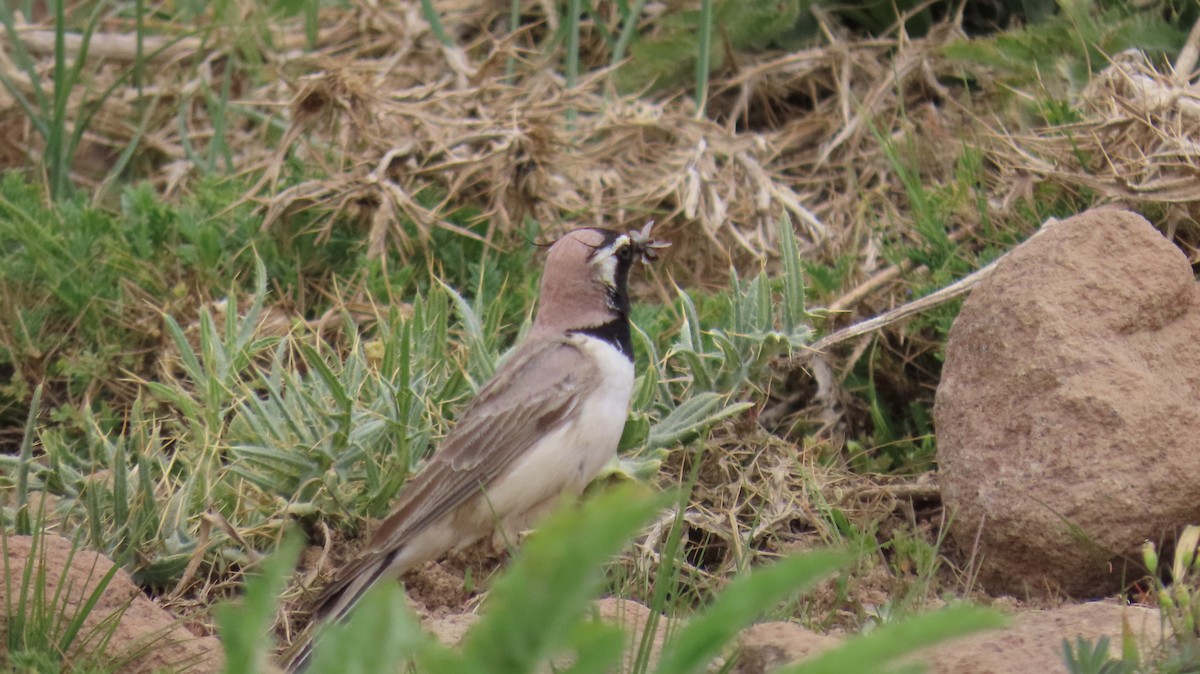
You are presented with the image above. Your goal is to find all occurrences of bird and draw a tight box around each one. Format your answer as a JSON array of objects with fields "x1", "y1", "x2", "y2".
[{"x1": 281, "y1": 223, "x2": 668, "y2": 672}]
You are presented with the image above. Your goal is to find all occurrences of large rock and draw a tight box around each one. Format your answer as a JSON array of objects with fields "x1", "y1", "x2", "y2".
[
  {"x1": 0, "y1": 534, "x2": 223, "y2": 673},
  {"x1": 733, "y1": 621, "x2": 839, "y2": 673},
  {"x1": 936, "y1": 208, "x2": 1200, "y2": 598}
]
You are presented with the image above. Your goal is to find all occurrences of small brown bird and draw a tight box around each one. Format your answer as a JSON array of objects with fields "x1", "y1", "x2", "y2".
[{"x1": 282, "y1": 223, "x2": 667, "y2": 672}]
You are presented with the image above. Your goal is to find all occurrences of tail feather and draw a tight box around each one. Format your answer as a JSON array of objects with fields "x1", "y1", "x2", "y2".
[{"x1": 280, "y1": 552, "x2": 397, "y2": 673}]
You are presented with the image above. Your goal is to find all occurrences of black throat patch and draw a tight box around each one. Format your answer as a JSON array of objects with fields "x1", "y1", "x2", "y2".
[
  {"x1": 572, "y1": 318, "x2": 633, "y2": 361},
  {"x1": 573, "y1": 228, "x2": 636, "y2": 360},
  {"x1": 607, "y1": 251, "x2": 633, "y2": 315}
]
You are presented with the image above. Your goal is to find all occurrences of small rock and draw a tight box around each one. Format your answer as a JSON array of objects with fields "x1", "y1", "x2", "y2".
[
  {"x1": 424, "y1": 597, "x2": 674, "y2": 672},
  {"x1": 425, "y1": 612, "x2": 478, "y2": 646},
  {"x1": 936, "y1": 208, "x2": 1200, "y2": 598},
  {"x1": 729, "y1": 602, "x2": 1159, "y2": 674},
  {"x1": 733, "y1": 621, "x2": 839, "y2": 674},
  {"x1": 595, "y1": 597, "x2": 676, "y2": 671},
  {"x1": 0, "y1": 534, "x2": 224, "y2": 673}
]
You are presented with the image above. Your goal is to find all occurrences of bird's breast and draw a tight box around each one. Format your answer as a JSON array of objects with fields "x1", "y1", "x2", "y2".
[
  {"x1": 479, "y1": 334, "x2": 635, "y2": 519},
  {"x1": 562, "y1": 334, "x2": 636, "y2": 484}
]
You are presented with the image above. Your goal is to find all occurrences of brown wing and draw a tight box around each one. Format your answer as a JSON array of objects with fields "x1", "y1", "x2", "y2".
[
  {"x1": 286, "y1": 338, "x2": 600, "y2": 670},
  {"x1": 339, "y1": 335, "x2": 597, "y2": 569}
]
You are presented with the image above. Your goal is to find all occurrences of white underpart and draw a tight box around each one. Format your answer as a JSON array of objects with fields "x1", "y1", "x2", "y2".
[
  {"x1": 476, "y1": 333, "x2": 634, "y2": 521},
  {"x1": 369, "y1": 333, "x2": 634, "y2": 583}
]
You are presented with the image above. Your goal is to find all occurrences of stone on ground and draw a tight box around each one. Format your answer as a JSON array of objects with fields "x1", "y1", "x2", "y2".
[
  {"x1": 0, "y1": 534, "x2": 223, "y2": 673},
  {"x1": 426, "y1": 597, "x2": 674, "y2": 672},
  {"x1": 731, "y1": 602, "x2": 1159, "y2": 674},
  {"x1": 936, "y1": 208, "x2": 1200, "y2": 598},
  {"x1": 917, "y1": 602, "x2": 1161, "y2": 674},
  {"x1": 733, "y1": 621, "x2": 839, "y2": 673}
]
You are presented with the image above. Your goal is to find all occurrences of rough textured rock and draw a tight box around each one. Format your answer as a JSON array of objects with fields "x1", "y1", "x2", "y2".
[
  {"x1": 729, "y1": 602, "x2": 1159, "y2": 674},
  {"x1": 0, "y1": 534, "x2": 223, "y2": 673},
  {"x1": 936, "y1": 208, "x2": 1200, "y2": 598},
  {"x1": 595, "y1": 597, "x2": 674, "y2": 671},
  {"x1": 733, "y1": 621, "x2": 839, "y2": 674},
  {"x1": 918, "y1": 602, "x2": 1161, "y2": 674},
  {"x1": 425, "y1": 611, "x2": 479, "y2": 646}
]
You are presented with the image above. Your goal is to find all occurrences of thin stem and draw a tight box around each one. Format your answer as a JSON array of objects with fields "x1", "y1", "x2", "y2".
[
  {"x1": 419, "y1": 0, "x2": 453, "y2": 47},
  {"x1": 135, "y1": 0, "x2": 144, "y2": 95},
  {"x1": 305, "y1": 0, "x2": 318, "y2": 50},
  {"x1": 565, "y1": 0, "x2": 580, "y2": 126},
  {"x1": 506, "y1": 0, "x2": 521, "y2": 79},
  {"x1": 694, "y1": 0, "x2": 714, "y2": 118},
  {"x1": 610, "y1": 0, "x2": 647, "y2": 68}
]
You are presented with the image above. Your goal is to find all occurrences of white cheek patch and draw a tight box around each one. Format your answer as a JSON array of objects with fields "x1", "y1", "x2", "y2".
[
  {"x1": 590, "y1": 235, "x2": 629, "y2": 285},
  {"x1": 594, "y1": 253, "x2": 618, "y2": 285}
]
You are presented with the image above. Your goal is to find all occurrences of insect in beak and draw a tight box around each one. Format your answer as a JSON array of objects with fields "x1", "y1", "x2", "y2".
[{"x1": 628, "y1": 220, "x2": 671, "y2": 264}]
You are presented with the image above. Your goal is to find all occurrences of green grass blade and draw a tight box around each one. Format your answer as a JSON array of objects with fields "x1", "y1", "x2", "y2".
[
  {"x1": 0, "y1": 3, "x2": 50, "y2": 125},
  {"x1": 505, "y1": 0, "x2": 522, "y2": 78},
  {"x1": 56, "y1": 559, "x2": 123, "y2": 655},
  {"x1": 14, "y1": 384, "x2": 42, "y2": 534},
  {"x1": 48, "y1": 0, "x2": 69, "y2": 197},
  {"x1": 694, "y1": 0, "x2": 714, "y2": 117},
  {"x1": 630, "y1": 323, "x2": 661, "y2": 410},
  {"x1": 565, "y1": 0, "x2": 581, "y2": 126},
  {"x1": 777, "y1": 212, "x2": 807, "y2": 335},
  {"x1": 134, "y1": 0, "x2": 145, "y2": 93},
  {"x1": 784, "y1": 606, "x2": 1006, "y2": 674},
  {"x1": 205, "y1": 56, "x2": 236, "y2": 173},
  {"x1": 308, "y1": 583, "x2": 444, "y2": 674},
  {"x1": 437, "y1": 279, "x2": 495, "y2": 382},
  {"x1": 304, "y1": 0, "x2": 318, "y2": 49},
  {"x1": 58, "y1": 0, "x2": 106, "y2": 200},
  {"x1": 656, "y1": 550, "x2": 853, "y2": 674},
  {"x1": 216, "y1": 534, "x2": 303, "y2": 674},
  {"x1": 163, "y1": 314, "x2": 205, "y2": 385},
  {"x1": 96, "y1": 87, "x2": 165, "y2": 201},
  {"x1": 300, "y1": 342, "x2": 352, "y2": 414},
  {"x1": 419, "y1": 0, "x2": 453, "y2": 46},
  {"x1": 646, "y1": 392, "x2": 751, "y2": 451},
  {"x1": 632, "y1": 469, "x2": 704, "y2": 674},
  {"x1": 611, "y1": 0, "x2": 649, "y2": 68},
  {"x1": 111, "y1": 440, "x2": 130, "y2": 561},
  {"x1": 459, "y1": 485, "x2": 667, "y2": 673}
]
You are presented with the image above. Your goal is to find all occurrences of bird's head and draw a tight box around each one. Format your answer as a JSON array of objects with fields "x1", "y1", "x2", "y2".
[{"x1": 533, "y1": 222, "x2": 669, "y2": 334}]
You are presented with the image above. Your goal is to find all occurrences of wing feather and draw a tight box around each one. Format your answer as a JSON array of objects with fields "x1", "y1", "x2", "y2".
[
  {"x1": 367, "y1": 337, "x2": 593, "y2": 547},
  {"x1": 326, "y1": 337, "x2": 597, "y2": 587}
]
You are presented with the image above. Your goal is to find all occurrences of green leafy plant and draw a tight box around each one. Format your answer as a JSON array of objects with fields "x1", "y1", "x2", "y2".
[
  {"x1": 217, "y1": 534, "x2": 304, "y2": 674},
  {"x1": 943, "y1": 1, "x2": 1187, "y2": 100},
  {"x1": 216, "y1": 486, "x2": 1002, "y2": 673},
  {"x1": 615, "y1": 0, "x2": 810, "y2": 94},
  {"x1": 0, "y1": 0, "x2": 109, "y2": 199},
  {"x1": 1061, "y1": 636, "x2": 1137, "y2": 674},
  {"x1": 15, "y1": 219, "x2": 772, "y2": 589},
  {"x1": 784, "y1": 604, "x2": 1004, "y2": 674},
  {"x1": 1139, "y1": 525, "x2": 1200, "y2": 671},
  {"x1": 617, "y1": 213, "x2": 814, "y2": 478}
]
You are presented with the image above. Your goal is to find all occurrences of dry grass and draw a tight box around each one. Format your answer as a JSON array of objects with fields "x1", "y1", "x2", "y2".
[
  {"x1": 5, "y1": 1, "x2": 1200, "y2": 661},
  {"x1": 1, "y1": 1, "x2": 998, "y2": 284},
  {"x1": 4, "y1": 3, "x2": 1195, "y2": 280},
  {"x1": 989, "y1": 47, "x2": 1200, "y2": 254}
]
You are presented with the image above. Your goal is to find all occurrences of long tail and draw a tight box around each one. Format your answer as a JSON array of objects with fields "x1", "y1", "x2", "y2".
[{"x1": 280, "y1": 551, "x2": 400, "y2": 673}]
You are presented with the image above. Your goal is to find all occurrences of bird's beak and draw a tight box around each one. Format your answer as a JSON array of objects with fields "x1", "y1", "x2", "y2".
[{"x1": 628, "y1": 220, "x2": 671, "y2": 264}]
